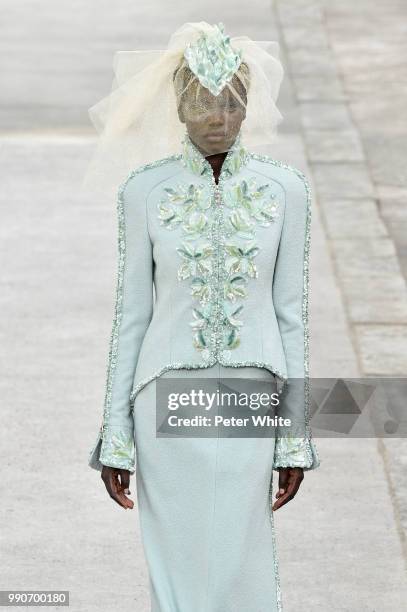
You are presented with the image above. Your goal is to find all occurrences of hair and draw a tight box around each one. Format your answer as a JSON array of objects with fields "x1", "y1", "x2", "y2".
[{"x1": 172, "y1": 60, "x2": 251, "y2": 109}]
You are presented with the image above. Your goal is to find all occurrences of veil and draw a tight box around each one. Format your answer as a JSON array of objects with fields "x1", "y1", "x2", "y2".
[{"x1": 81, "y1": 22, "x2": 284, "y2": 201}]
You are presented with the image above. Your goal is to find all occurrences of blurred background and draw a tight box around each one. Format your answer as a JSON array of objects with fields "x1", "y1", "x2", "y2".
[{"x1": 1, "y1": 1, "x2": 406, "y2": 610}]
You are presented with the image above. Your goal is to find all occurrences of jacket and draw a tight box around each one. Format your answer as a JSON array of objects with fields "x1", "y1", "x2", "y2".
[{"x1": 88, "y1": 132, "x2": 320, "y2": 474}]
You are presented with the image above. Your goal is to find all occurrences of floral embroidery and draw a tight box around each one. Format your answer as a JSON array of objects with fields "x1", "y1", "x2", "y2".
[
  {"x1": 99, "y1": 154, "x2": 182, "y2": 443},
  {"x1": 223, "y1": 177, "x2": 279, "y2": 229},
  {"x1": 225, "y1": 243, "x2": 260, "y2": 278},
  {"x1": 157, "y1": 183, "x2": 211, "y2": 232},
  {"x1": 273, "y1": 435, "x2": 319, "y2": 470},
  {"x1": 124, "y1": 148, "x2": 318, "y2": 473},
  {"x1": 183, "y1": 22, "x2": 242, "y2": 96},
  {"x1": 101, "y1": 427, "x2": 135, "y2": 469},
  {"x1": 176, "y1": 243, "x2": 213, "y2": 280},
  {"x1": 181, "y1": 132, "x2": 249, "y2": 178},
  {"x1": 157, "y1": 134, "x2": 279, "y2": 360},
  {"x1": 91, "y1": 147, "x2": 319, "y2": 483}
]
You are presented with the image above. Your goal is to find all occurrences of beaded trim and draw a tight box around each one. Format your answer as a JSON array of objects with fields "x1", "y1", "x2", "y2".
[
  {"x1": 161, "y1": 136, "x2": 280, "y2": 361},
  {"x1": 254, "y1": 144, "x2": 321, "y2": 607},
  {"x1": 93, "y1": 147, "x2": 319, "y2": 612},
  {"x1": 269, "y1": 474, "x2": 283, "y2": 612},
  {"x1": 100, "y1": 149, "x2": 319, "y2": 472},
  {"x1": 183, "y1": 22, "x2": 243, "y2": 97},
  {"x1": 273, "y1": 435, "x2": 316, "y2": 469},
  {"x1": 250, "y1": 153, "x2": 320, "y2": 469},
  {"x1": 129, "y1": 151, "x2": 320, "y2": 468},
  {"x1": 99, "y1": 154, "x2": 182, "y2": 441},
  {"x1": 181, "y1": 131, "x2": 250, "y2": 178},
  {"x1": 129, "y1": 357, "x2": 287, "y2": 404},
  {"x1": 98, "y1": 427, "x2": 136, "y2": 472}
]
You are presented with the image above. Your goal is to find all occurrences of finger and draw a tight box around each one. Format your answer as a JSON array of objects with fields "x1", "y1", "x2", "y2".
[
  {"x1": 272, "y1": 480, "x2": 297, "y2": 510},
  {"x1": 110, "y1": 471, "x2": 134, "y2": 509},
  {"x1": 275, "y1": 468, "x2": 289, "y2": 499},
  {"x1": 118, "y1": 469, "x2": 131, "y2": 494},
  {"x1": 102, "y1": 468, "x2": 134, "y2": 509},
  {"x1": 111, "y1": 489, "x2": 134, "y2": 509},
  {"x1": 272, "y1": 469, "x2": 304, "y2": 510},
  {"x1": 288, "y1": 467, "x2": 304, "y2": 493},
  {"x1": 272, "y1": 490, "x2": 293, "y2": 511}
]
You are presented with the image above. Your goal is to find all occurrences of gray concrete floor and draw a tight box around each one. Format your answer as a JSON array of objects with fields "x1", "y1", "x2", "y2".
[{"x1": 1, "y1": 1, "x2": 406, "y2": 610}]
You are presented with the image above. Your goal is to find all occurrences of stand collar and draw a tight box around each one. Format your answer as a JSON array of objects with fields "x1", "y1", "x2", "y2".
[{"x1": 181, "y1": 131, "x2": 250, "y2": 179}]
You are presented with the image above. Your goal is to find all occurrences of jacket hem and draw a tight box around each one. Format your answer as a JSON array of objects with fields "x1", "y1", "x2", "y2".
[{"x1": 129, "y1": 356, "x2": 288, "y2": 405}]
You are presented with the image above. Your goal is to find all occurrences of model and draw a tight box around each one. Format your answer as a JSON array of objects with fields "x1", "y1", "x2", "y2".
[{"x1": 85, "y1": 22, "x2": 320, "y2": 612}]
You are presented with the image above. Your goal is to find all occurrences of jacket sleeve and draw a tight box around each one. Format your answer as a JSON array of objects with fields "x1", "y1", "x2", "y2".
[
  {"x1": 88, "y1": 173, "x2": 153, "y2": 473},
  {"x1": 271, "y1": 168, "x2": 320, "y2": 471}
]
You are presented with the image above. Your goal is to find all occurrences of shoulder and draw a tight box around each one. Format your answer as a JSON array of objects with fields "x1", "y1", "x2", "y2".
[
  {"x1": 247, "y1": 152, "x2": 311, "y2": 201},
  {"x1": 119, "y1": 154, "x2": 183, "y2": 202}
]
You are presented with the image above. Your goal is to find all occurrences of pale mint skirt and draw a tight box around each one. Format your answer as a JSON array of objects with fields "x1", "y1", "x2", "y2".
[{"x1": 133, "y1": 364, "x2": 281, "y2": 612}]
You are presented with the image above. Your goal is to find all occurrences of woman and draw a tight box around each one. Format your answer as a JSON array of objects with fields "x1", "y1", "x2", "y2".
[{"x1": 86, "y1": 22, "x2": 320, "y2": 611}]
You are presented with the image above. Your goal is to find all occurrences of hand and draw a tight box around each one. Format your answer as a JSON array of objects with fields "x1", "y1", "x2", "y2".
[
  {"x1": 272, "y1": 467, "x2": 304, "y2": 511},
  {"x1": 101, "y1": 466, "x2": 134, "y2": 510}
]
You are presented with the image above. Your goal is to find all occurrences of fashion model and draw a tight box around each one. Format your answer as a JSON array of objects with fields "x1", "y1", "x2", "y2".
[{"x1": 85, "y1": 22, "x2": 320, "y2": 612}]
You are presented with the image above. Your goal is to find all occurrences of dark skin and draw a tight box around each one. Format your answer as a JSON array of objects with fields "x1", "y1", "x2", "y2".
[
  {"x1": 177, "y1": 82, "x2": 244, "y2": 183},
  {"x1": 205, "y1": 151, "x2": 228, "y2": 184},
  {"x1": 101, "y1": 83, "x2": 305, "y2": 511},
  {"x1": 101, "y1": 464, "x2": 304, "y2": 511}
]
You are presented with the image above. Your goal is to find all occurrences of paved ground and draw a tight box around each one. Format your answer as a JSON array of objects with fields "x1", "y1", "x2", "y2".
[
  {"x1": 275, "y1": 0, "x2": 407, "y2": 567},
  {"x1": 317, "y1": 0, "x2": 407, "y2": 554},
  {"x1": 1, "y1": 1, "x2": 406, "y2": 610}
]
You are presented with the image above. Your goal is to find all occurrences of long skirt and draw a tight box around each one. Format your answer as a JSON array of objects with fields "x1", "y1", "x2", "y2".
[{"x1": 133, "y1": 364, "x2": 282, "y2": 612}]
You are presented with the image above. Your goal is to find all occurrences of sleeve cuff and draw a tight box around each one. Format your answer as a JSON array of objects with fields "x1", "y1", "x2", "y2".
[
  {"x1": 88, "y1": 425, "x2": 136, "y2": 474},
  {"x1": 273, "y1": 436, "x2": 320, "y2": 471}
]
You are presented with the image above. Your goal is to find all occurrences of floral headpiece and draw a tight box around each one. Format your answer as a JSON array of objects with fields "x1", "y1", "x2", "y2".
[
  {"x1": 183, "y1": 22, "x2": 243, "y2": 96},
  {"x1": 83, "y1": 21, "x2": 284, "y2": 201}
]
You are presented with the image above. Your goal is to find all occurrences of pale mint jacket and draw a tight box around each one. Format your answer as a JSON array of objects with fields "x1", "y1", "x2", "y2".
[{"x1": 88, "y1": 133, "x2": 320, "y2": 474}]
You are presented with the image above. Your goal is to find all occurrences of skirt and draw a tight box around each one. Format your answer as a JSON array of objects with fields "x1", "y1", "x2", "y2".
[{"x1": 133, "y1": 364, "x2": 281, "y2": 612}]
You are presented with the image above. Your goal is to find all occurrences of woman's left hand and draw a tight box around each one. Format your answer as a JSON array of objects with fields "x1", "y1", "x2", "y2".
[{"x1": 272, "y1": 467, "x2": 304, "y2": 511}]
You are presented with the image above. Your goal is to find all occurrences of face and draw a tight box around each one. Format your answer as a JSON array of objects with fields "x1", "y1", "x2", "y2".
[{"x1": 177, "y1": 82, "x2": 246, "y2": 156}]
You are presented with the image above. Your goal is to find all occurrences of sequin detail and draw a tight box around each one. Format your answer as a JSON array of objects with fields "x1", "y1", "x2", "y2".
[
  {"x1": 269, "y1": 475, "x2": 283, "y2": 612},
  {"x1": 98, "y1": 154, "x2": 182, "y2": 461},
  {"x1": 100, "y1": 427, "x2": 135, "y2": 471},
  {"x1": 96, "y1": 147, "x2": 319, "y2": 480},
  {"x1": 183, "y1": 22, "x2": 242, "y2": 96},
  {"x1": 250, "y1": 153, "x2": 320, "y2": 471},
  {"x1": 181, "y1": 132, "x2": 250, "y2": 178},
  {"x1": 158, "y1": 137, "x2": 279, "y2": 358},
  {"x1": 273, "y1": 435, "x2": 317, "y2": 469},
  {"x1": 129, "y1": 358, "x2": 287, "y2": 404}
]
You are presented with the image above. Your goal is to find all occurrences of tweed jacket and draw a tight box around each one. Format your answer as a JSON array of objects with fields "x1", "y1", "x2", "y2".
[{"x1": 88, "y1": 132, "x2": 320, "y2": 474}]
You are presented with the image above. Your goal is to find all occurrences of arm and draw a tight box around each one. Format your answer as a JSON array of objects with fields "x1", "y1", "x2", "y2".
[
  {"x1": 271, "y1": 168, "x2": 320, "y2": 471},
  {"x1": 88, "y1": 173, "x2": 153, "y2": 473}
]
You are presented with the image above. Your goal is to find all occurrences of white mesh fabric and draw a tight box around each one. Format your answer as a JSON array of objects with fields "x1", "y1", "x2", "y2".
[{"x1": 81, "y1": 22, "x2": 284, "y2": 202}]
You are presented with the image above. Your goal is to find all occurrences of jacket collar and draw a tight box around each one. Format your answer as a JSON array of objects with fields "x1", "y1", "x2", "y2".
[{"x1": 181, "y1": 131, "x2": 250, "y2": 180}]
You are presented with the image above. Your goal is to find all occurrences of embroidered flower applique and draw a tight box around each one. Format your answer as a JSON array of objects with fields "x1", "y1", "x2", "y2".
[
  {"x1": 103, "y1": 429, "x2": 135, "y2": 467},
  {"x1": 157, "y1": 173, "x2": 279, "y2": 358}
]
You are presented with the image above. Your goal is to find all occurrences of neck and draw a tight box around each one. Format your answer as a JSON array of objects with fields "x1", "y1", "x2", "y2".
[{"x1": 205, "y1": 151, "x2": 228, "y2": 184}]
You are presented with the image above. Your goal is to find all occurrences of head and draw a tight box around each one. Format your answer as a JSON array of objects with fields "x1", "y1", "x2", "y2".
[{"x1": 173, "y1": 61, "x2": 250, "y2": 156}]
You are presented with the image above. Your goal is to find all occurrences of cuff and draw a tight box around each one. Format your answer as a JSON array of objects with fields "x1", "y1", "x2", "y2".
[
  {"x1": 273, "y1": 436, "x2": 320, "y2": 471},
  {"x1": 88, "y1": 424, "x2": 136, "y2": 474}
]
